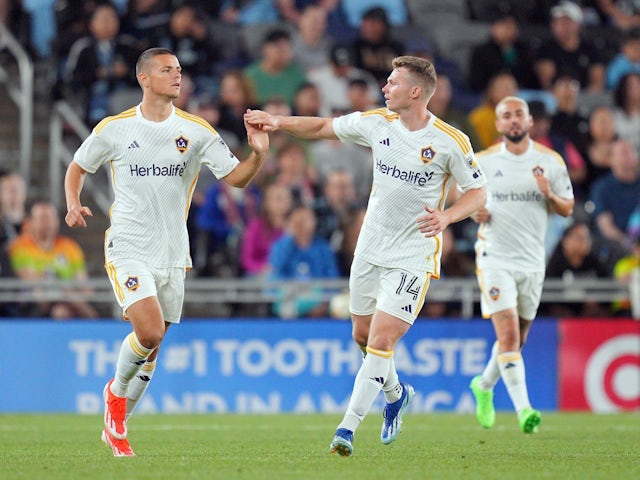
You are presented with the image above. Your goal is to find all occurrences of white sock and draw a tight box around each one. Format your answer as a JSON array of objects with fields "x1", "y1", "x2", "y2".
[
  {"x1": 382, "y1": 358, "x2": 402, "y2": 403},
  {"x1": 338, "y1": 347, "x2": 392, "y2": 432},
  {"x1": 479, "y1": 341, "x2": 501, "y2": 390},
  {"x1": 111, "y1": 333, "x2": 153, "y2": 397},
  {"x1": 126, "y1": 359, "x2": 156, "y2": 419},
  {"x1": 498, "y1": 351, "x2": 531, "y2": 413}
]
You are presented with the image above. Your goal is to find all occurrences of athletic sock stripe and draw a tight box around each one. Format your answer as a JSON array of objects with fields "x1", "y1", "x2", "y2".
[
  {"x1": 365, "y1": 346, "x2": 393, "y2": 358},
  {"x1": 498, "y1": 352, "x2": 522, "y2": 363},
  {"x1": 128, "y1": 333, "x2": 151, "y2": 358},
  {"x1": 141, "y1": 360, "x2": 156, "y2": 372}
]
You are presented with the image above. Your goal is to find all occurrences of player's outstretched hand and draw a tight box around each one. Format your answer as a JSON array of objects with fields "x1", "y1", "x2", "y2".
[
  {"x1": 244, "y1": 110, "x2": 270, "y2": 155},
  {"x1": 65, "y1": 205, "x2": 93, "y2": 228},
  {"x1": 417, "y1": 205, "x2": 450, "y2": 237},
  {"x1": 244, "y1": 109, "x2": 280, "y2": 132}
]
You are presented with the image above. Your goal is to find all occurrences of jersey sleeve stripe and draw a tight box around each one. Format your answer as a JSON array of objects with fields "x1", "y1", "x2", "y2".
[
  {"x1": 433, "y1": 119, "x2": 472, "y2": 155},
  {"x1": 94, "y1": 109, "x2": 137, "y2": 134},
  {"x1": 532, "y1": 141, "x2": 567, "y2": 166},
  {"x1": 361, "y1": 108, "x2": 399, "y2": 122}
]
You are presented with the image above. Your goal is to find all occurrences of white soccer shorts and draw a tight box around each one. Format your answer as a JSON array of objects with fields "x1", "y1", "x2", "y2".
[
  {"x1": 349, "y1": 256, "x2": 431, "y2": 324},
  {"x1": 477, "y1": 268, "x2": 544, "y2": 320},
  {"x1": 104, "y1": 258, "x2": 186, "y2": 323}
]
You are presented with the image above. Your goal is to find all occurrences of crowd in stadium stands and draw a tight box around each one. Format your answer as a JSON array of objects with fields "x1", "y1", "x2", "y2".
[{"x1": 1, "y1": 0, "x2": 640, "y2": 318}]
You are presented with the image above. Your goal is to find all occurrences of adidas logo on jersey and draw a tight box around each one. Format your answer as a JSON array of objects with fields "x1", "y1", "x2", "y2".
[
  {"x1": 494, "y1": 170, "x2": 503, "y2": 177},
  {"x1": 379, "y1": 138, "x2": 390, "y2": 146},
  {"x1": 401, "y1": 305, "x2": 412, "y2": 313},
  {"x1": 128, "y1": 140, "x2": 140, "y2": 149}
]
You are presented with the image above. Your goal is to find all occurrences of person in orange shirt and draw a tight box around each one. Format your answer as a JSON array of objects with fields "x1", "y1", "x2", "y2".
[{"x1": 9, "y1": 200, "x2": 98, "y2": 319}]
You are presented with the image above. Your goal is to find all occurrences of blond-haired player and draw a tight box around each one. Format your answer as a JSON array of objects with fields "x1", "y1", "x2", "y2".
[
  {"x1": 470, "y1": 96, "x2": 574, "y2": 433},
  {"x1": 245, "y1": 55, "x2": 487, "y2": 456},
  {"x1": 64, "y1": 48, "x2": 268, "y2": 456}
]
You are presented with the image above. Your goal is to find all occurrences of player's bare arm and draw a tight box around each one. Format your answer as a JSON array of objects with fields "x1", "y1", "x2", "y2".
[
  {"x1": 471, "y1": 207, "x2": 491, "y2": 224},
  {"x1": 417, "y1": 186, "x2": 486, "y2": 237},
  {"x1": 244, "y1": 109, "x2": 338, "y2": 140},
  {"x1": 64, "y1": 162, "x2": 93, "y2": 228},
  {"x1": 534, "y1": 174, "x2": 574, "y2": 217},
  {"x1": 223, "y1": 113, "x2": 270, "y2": 188}
]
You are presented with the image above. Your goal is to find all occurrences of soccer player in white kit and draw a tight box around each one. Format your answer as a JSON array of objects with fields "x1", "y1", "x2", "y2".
[
  {"x1": 64, "y1": 48, "x2": 269, "y2": 456},
  {"x1": 245, "y1": 56, "x2": 487, "y2": 456},
  {"x1": 470, "y1": 96, "x2": 574, "y2": 433}
]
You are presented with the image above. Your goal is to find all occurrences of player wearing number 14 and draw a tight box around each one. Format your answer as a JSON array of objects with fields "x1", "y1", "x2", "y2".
[{"x1": 245, "y1": 55, "x2": 487, "y2": 456}]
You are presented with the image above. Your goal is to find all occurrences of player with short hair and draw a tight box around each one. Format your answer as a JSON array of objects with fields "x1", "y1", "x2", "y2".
[
  {"x1": 64, "y1": 47, "x2": 269, "y2": 457},
  {"x1": 245, "y1": 55, "x2": 487, "y2": 456},
  {"x1": 470, "y1": 96, "x2": 574, "y2": 433}
]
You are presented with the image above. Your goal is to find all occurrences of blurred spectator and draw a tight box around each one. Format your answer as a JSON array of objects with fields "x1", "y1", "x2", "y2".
[
  {"x1": 219, "y1": 0, "x2": 279, "y2": 25},
  {"x1": 313, "y1": 168, "x2": 357, "y2": 261},
  {"x1": 8, "y1": 200, "x2": 98, "y2": 319},
  {"x1": 0, "y1": 171, "x2": 26, "y2": 240},
  {"x1": 292, "y1": 82, "x2": 322, "y2": 116},
  {"x1": 351, "y1": 6, "x2": 404, "y2": 88},
  {"x1": 545, "y1": 221, "x2": 613, "y2": 317},
  {"x1": 241, "y1": 183, "x2": 292, "y2": 276},
  {"x1": 611, "y1": 235, "x2": 640, "y2": 315},
  {"x1": 596, "y1": 0, "x2": 640, "y2": 30},
  {"x1": 52, "y1": 0, "x2": 101, "y2": 64},
  {"x1": 244, "y1": 28, "x2": 306, "y2": 106},
  {"x1": 468, "y1": 8, "x2": 538, "y2": 93},
  {"x1": 586, "y1": 105, "x2": 618, "y2": 190},
  {"x1": 64, "y1": 3, "x2": 139, "y2": 126},
  {"x1": 612, "y1": 72, "x2": 640, "y2": 152},
  {"x1": 534, "y1": 1, "x2": 606, "y2": 93},
  {"x1": 309, "y1": 136, "x2": 372, "y2": 202},
  {"x1": 121, "y1": 0, "x2": 171, "y2": 52},
  {"x1": 429, "y1": 74, "x2": 482, "y2": 151},
  {"x1": 0, "y1": 0, "x2": 34, "y2": 56},
  {"x1": 273, "y1": 140, "x2": 317, "y2": 206},
  {"x1": 341, "y1": 0, "x2": 407, "y2": 28},
  {"x1": 528, "y1": 100, "x2": 587, "y2": 199},
  {"x1": 346, "y1": 78, "x2": 377, "y2": 112},
  {"x1": 590, "y1": 139, "x2": 640, "y2": 252},
  {"x1": 606, "y1": 27, "x2": 640, "y2": 90},
  {"x1": 269, "y1": 205, "x2": 340, "y2": 318},
  {"x1": 276, "y1": 0, "x2": 353, "y2": 41},
  {"x1": 217, "y1": 70, "x2": 259, "y2": 142},
  {"x1": 307, "y1": 43, "x2": 379, "y2": 116},
  {"x1": 468, "y1": 71, "x2": 518, "y2": 149},
  {"x1": 550, "y1": 73, "x2": 591, "y2": 160},
  {"x1": 151, "y1": 4, "x2": 220, "y2": 92},
  {"x1": 194, "y1": 181, "x2": 261, "y2": 277},
  {"x1": 290, "y1": 4, "x2": 332, "y2": 72}
]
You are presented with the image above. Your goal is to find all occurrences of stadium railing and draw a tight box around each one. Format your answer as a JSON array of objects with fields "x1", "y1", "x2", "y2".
[
  {"x1": 0, "y1": 23, "x2": 33, "y2": 182},
  {"x1": 0, "y1": 276, "x2": 637, "y2": 319}
]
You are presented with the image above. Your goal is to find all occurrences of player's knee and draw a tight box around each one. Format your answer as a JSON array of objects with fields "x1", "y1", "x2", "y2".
[{"x1": 136, "y1": 330, "x2": 164, "y2": 350}]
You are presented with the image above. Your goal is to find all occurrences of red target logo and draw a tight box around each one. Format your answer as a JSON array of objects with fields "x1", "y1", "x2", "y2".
[{"x1": 584, "y1": 334, "x2": 640, "y2": 412}]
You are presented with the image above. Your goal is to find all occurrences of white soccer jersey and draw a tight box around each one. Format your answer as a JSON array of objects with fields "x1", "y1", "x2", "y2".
[
  {"x1": 333, "y1": 108, "x2": 486, "y2": 276},
  {"x1": 475, "y1": 140, "x2": 574, "y2": 272},
  {"x1": 73, "y1": 105, "x2": 240, "y2": 269}
]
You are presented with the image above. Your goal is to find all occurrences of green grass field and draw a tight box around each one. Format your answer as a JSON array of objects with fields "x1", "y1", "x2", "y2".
[{"x1": 1, "y1": 413, "x2": 637, "y2": 480}]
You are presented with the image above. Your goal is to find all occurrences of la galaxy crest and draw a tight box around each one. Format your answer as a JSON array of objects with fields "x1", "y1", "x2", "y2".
[
  {"x1": 532, "y1": 165, "x2": 544, "y2": 177},
  {"x1": 489, "y1": 286, "x2": 500, "y2": 301},
  {"x1": 421, "y1": 146, "x2": 436, "y2": 164},
  {"x1": 124, "y1": 276, "x2": 140, "y2": 292},
  {"x1": 175, "y1": 134, "x2": 189, "y2": 154}
]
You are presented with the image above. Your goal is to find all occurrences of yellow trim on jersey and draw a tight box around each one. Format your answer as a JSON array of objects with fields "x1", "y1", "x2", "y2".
[
  {"x1": 475, "y1": 144, "x2": 501, "y2": 158},
  {"x1": 128, "y1": 333, "x2": 150, "y2": 358},
  {"x1": 361, "y1": 108, "x2": 399, "y2": 122},
  {"x1": 437, "y1": 173, "x2": 451, "y2": 211},
  {"x1": 498, "y1": 352, "x2": 523, "y2": 363},
  {"x1": 185, "y1": 172, "x2": 200, "y2": 220},
  {"x1": 532, "y1": 141, "x2": 567, "y2": 166},
  {"x1": 433, "y1": 118, "x2": 472, "y2": 155},
  {"x1": 175, "y1": 108, "x2": 219, "y2": 135},
  {"x1": 94, "y1": 108, "x2": 137, "y2": 134},
  {"x1": 105, "y1": 262, "x2": 125, "y2": 303},
  {"x1": 365, "y1": 346, "x2": 394, "y2": 358}
]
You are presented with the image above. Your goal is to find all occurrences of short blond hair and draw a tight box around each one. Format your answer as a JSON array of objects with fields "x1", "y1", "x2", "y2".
[
  {"x1": 392, "y1": 55, "x2": 437, "y2": 99},
  {"x1": 495, "y1": 96, "x2": 529, "y2": 116}
]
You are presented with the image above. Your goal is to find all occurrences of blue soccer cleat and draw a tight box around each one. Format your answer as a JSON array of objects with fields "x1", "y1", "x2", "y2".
[
  {"x1": 380, "y1": 382, "x2": 415, "y2": 445},
  {"x1": 329, "y1": 428, "x2": 354, "y2": 456}
]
